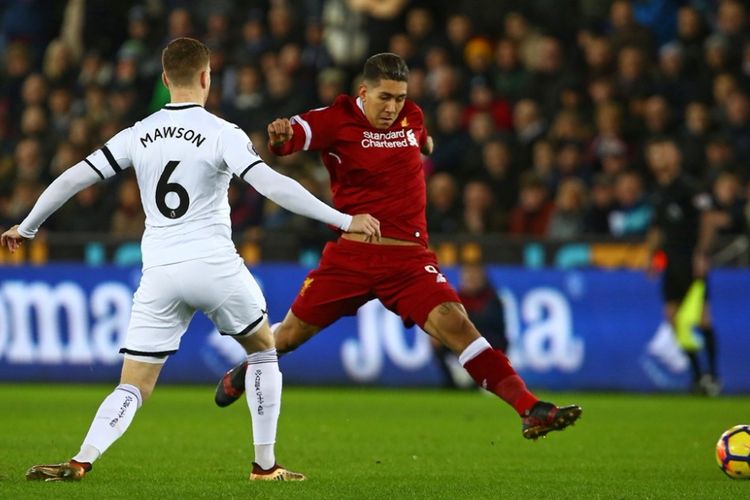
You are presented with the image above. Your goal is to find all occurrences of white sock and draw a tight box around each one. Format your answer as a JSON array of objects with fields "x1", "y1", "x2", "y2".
[
  {"x1": 72, "y1": 384, "x2": 142, "y2": 464},
  {"x1": 245, "y1": 348, "x2": 281, "y2": 470}
]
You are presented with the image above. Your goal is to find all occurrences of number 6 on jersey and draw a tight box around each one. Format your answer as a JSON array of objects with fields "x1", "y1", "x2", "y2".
[{"x1": 156, "y1": 160, "x2": 189, "y2": 219}]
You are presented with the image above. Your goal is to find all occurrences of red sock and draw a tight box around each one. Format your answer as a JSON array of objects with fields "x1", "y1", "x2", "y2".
[{"x1": 463, "y1": 348, "x2": 538, "y2": 415}]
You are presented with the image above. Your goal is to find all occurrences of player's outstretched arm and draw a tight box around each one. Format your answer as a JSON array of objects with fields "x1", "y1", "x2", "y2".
[
  {"x1": 244, "y1": 163, "x2": 380, "y2": 235},
  {"x1": 9, "y1": 161, "x2": 102, "y2": 241}
]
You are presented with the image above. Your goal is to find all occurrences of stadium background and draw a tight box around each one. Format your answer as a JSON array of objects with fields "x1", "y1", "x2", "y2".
[{"x1": 1, "y1": 0, "x2": 749, "y2": 393}]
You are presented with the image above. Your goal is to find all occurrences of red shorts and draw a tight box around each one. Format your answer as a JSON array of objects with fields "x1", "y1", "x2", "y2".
[{"x1": 291, "y1": 238, "x2": 460, "y2": 328}]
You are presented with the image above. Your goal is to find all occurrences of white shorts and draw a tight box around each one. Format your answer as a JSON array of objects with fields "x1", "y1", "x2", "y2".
[{"x1": 120, "y1": 253, "x2": 267, "y2": 361}]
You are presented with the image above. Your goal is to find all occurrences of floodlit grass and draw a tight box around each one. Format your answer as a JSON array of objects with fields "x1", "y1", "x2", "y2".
[{"x1": 1, "y1": 384, "x2": 749, "y2": 499}]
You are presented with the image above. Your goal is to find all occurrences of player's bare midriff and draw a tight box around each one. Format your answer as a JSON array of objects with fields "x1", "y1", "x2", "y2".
[{"x1": 341, "y1": 233, "x2": 420, "y2": 246}]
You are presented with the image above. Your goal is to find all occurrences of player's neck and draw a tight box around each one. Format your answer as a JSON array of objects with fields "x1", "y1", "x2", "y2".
[{"x1": 168, "y1": 90, "x2": 205, "y2": 106}]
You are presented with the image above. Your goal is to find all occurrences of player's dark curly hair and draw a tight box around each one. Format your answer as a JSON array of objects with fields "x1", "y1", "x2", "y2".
[{"x1": 363, "y1": 53, "x2": 409, "y2": 84}]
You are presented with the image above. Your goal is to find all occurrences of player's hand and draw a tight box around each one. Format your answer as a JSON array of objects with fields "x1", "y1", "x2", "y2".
[
  {"x1": 347, "y1": 214, "x2": 381, "y2": 242},
  {"x1": 421, "y1": 135, "x2": 434, "y2": 155},
  {"x1": 1, "y1": 225, "x2": 26, "y2": 253},
  {"x1": 267, "y1": 118, "x2": 294, "y2": 147}
]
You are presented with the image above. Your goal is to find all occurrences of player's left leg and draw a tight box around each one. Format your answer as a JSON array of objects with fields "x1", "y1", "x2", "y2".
[
  {"x1": 422, "y1": 302, "x2": 582, "y2": 439},
  {"x1": 26, "y1": 358, "x2": 162, "y2": 481}
]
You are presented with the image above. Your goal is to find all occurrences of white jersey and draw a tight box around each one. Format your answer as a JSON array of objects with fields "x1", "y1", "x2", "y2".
[{"x1": 84, "y1": 103, "x2": 270, "y2": 269}]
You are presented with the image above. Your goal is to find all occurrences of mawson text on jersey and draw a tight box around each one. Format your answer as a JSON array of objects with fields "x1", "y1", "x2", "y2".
[{"x1": 140, "y1": 126, "x2": 206, "y2": 148}]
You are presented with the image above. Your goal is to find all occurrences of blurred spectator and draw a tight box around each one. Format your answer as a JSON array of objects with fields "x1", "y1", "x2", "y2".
[
  {"x1": 608, "y1": 170, "x2": 652, "y2": 237},
  {"x1": 233, "y1": 10, "x2": 272, "y2": 64},
  {"x1": 608, "y1": 0, "x2": 654, "y2": 55},
  {"x1": 598, "y1": 138, "x2": 630, "y2": 177},
  {"x1": 54, "y1": 184, "x2": 111, "y2": 233},
  {"x1": 641, "y1": 94, "x2": 675, "y2": 137},
  {"x1": 224, "y1": 64, "x2": 265, "y2": 132},
  {"x1": 582, "y1": 35, "x2": 615, "y2": 81},
  {"x1": 315, "y1": 68, "x2": 346, "y2": 106},
  {"x1": 704, "y1": 134, "x2": 736, "y2": 186},
  {"x1": 404, "y1": 7, "x2": 439, "y2": 61},
  {"x1": 715, "y1": 0, "x2": 748, "y2": 66},
  {"x1": 445, "y1": 13, "x2": 474, "y2": 66},
  {"x1": 459, "y1": 112, "x2": 495, "y2": 179},
  {"x1": 110, "y1": 175, "x2": 145, "y2": 239},
  {"x1": 720, "y1": 90, "x2": 750, "y2": 167},
  {"x1": 3, "y1": 180, "x2": 42, "y2": 224},
  {"x1": 460, "y1": 180, "x2": 505, "y2": 234},
  {"x1": 525, "y1": 36, "x2": 572, "y2": 115},
  {"x1": 508, "y1": 172, "x2": 554, "y2": 236},
  {"x1": 531, "y1": 139, "x2": 556, "y2": 187},
  {"x1": 48, "y1": 141, "x2": 83, "y2": 178},
  {"x1": 615, "y1": 45, "x2": 652, "y2": 102},
  {"x1": 703, "y1": 34, "x2": 732, "y2": 77},
  {"x1": 512, "y1": 98, "x2": 546, "y2": 166},
  {"x1": 584, "y1": 173, "x2": 616, "y2": 234},
  {"x1": 299, "y1": 20, "x2": 334, "y2": 79},
  {"x1": 707, "y1": 171, "x2": 748, "y2": 237},
  {"x1": 426, "y1": 172, "x2": 461, "y2": 234},
  {"x1": 430, "y1": 100, "x2": 471, "y2": 173},
  {"x1": 2, "y1": 42, "x2": 33, "y2": 139},
  {"x1": 491, "y1": 38, "x2": 529, "y2": 104},
  {"x1": 78, "y1": 50, "x2": 113, "y2": 89},
  {"x1": 551, "y1": 140, "x2": 590, "y2": 191},
  {"x1": 547, "y1": 178, "x2": 587, "y2": 240},
  {"x1": 14, "y1": 137, "x2": 47, "y2": 184},
  {"x1": 480, "y1": 138, "x2": 517, "y2": 215},
  {"x1": 42, "y1": 38, "x2": 77, "y2": 88},
  {"x1": 654, "y1": 42, "x2": 698, "y2": 109},
  {"x1": 680, "y1": 101, "x2": 713, "y2": 178},
  {"x1": 461, "y1": 76, "x2": 512, "y2": 132}
]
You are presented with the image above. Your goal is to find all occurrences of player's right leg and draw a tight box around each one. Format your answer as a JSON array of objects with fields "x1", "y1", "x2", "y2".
[
  {"x1": 26, "y1": 358, "x2": 162, "y2": 481},
  {"x1": 421, "y1": 302, "x2": 582, "y2": 439},
  {"x1": 203, "y1": 257, "x2": 306, "y2": 480}
]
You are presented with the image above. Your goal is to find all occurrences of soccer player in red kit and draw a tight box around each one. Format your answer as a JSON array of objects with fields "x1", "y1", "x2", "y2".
[{"x1": 216, "y1": 53, "x2": 582, "y2": 439}]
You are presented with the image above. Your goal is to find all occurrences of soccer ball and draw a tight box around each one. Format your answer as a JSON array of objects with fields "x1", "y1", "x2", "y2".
[{"x1": 716, "y1": 425, "x2": 750, "y2": 479}]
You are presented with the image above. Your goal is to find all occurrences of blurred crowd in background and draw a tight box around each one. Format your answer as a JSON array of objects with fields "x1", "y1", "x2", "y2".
[{"x1": 1, "y1": 0, "x2": 750, "y2": 246}]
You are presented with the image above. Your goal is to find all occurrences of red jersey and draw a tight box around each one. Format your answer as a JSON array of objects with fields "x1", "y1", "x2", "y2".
[{"x1": 269, "y1": 95, "x2": 430, "y2": 246}]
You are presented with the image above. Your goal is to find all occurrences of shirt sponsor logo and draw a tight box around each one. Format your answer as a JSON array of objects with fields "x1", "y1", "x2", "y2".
[{"x1": 361, "y1": 129, "x2": 416, "y2": 149}]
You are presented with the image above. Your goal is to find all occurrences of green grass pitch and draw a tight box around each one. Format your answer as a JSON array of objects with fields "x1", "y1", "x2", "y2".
[{"x1": 1, "y1": 384, "x2": 749, "y2": 499}]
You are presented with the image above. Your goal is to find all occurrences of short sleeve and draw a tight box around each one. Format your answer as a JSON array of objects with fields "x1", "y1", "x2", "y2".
[
  {"x1": 85, "y1": 127, "x2": 134, "y2": 179},
  {"x1": 219, "y1": 124, "x2": 268, "y2": 180}
]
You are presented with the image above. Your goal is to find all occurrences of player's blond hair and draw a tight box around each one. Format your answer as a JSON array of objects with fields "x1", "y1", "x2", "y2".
[{"x1": 161, "y1": 37, "x2": 210, "y2": 87}]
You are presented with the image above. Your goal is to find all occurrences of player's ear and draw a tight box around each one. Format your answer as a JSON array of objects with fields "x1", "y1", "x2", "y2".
[
  {"x1": 161, "y1": 72, "x2": 169, "y2": 89},
  {"x1": 199, "y1": 69, "x2": 209, "y2": 90},
  {"x1": 358, "y1": 83, "x2": 367, "y2": 102}
]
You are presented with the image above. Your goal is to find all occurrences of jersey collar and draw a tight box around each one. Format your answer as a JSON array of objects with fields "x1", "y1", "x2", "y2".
[{"x1": 164, "y1": 103, "x2": 202, "y2": 110}]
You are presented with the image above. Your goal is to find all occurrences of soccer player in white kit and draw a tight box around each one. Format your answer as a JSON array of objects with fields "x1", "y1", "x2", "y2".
[{"x1": 0, "y1": 37, "x2": 380, "y2": 482}]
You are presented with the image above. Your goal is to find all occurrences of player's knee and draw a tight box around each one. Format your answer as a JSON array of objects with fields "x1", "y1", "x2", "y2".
[{"x1": 427, "y1": 303, "x2": 479, "y2": 349}]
